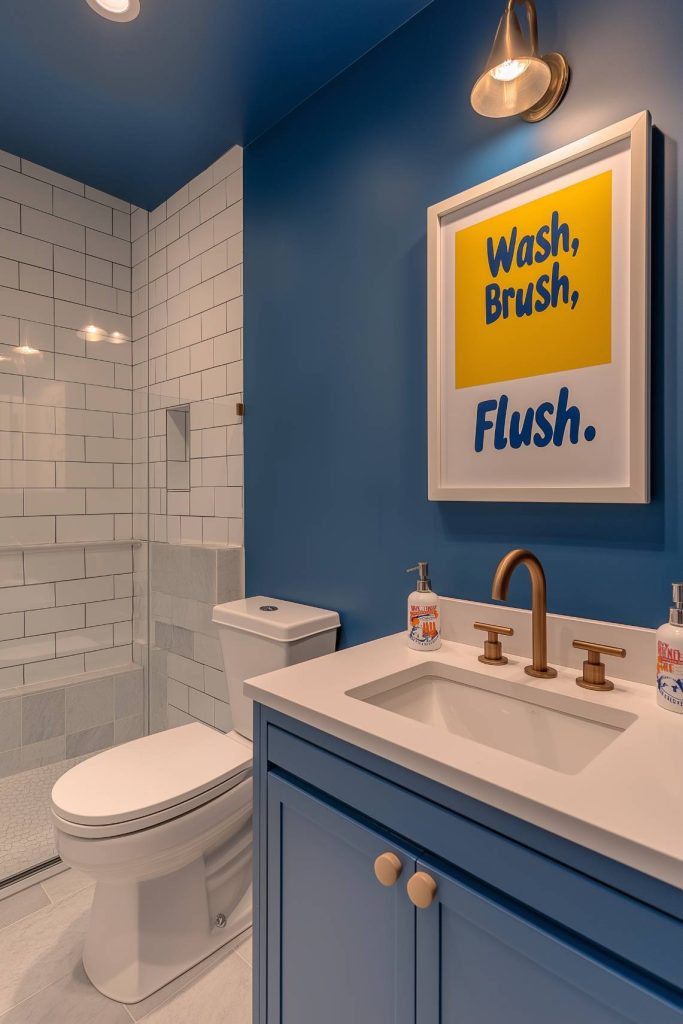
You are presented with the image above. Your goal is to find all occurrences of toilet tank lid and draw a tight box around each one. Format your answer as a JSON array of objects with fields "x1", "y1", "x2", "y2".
[{"x1": 212, "y1": 596, "x2": 340, "y2": 642}]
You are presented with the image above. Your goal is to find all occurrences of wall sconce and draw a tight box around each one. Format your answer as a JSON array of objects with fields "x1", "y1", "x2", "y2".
[
  {"x1": 85, "y1": 0, "x2": 141, "y2": 22},
  {"x1": 471, "y1": 0, "x2": 569, "y2": 122}
]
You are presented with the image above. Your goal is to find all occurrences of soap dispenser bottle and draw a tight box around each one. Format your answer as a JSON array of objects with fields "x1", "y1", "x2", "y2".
[
  {"x1": 656, "y1": 583, "x2": 683, "y2": 714},
  {"x1": 406, "y1": 562, "x2": 441, "y2": 652}
]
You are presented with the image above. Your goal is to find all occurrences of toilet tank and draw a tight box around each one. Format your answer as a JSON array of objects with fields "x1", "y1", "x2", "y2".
[{"x1": 212, "y1": 597, "x2": 340, "y2": 740}]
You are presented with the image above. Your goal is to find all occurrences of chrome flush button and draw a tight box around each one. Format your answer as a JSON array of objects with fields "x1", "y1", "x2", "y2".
[{"x1": 260, "y1": 605, "x2": 278, "y2": 612}]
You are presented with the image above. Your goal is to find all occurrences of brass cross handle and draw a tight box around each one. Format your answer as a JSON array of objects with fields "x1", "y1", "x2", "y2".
[
  {"x1": 573, "y1": 639, "x2": 626, "y2": 692},
  {"x1": 474, "y1": 621, "x2": 514, "y2": 666}
]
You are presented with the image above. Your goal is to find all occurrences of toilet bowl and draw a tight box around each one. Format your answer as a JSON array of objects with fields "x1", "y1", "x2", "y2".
[
  {"x1": 52, "y1": 723, "x2": 252, "y2": 1003},
  {"x1": 51, "y1": 597, "x2": 339, "y2": 1003}
]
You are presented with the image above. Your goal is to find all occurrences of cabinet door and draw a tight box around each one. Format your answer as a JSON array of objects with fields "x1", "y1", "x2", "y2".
[
  {"x1": 267, "y1": 774, "x2": 416, "y2": 1024},
  {"x1": 415, "y1": 859, "x2": 683, "y2": 1024}
]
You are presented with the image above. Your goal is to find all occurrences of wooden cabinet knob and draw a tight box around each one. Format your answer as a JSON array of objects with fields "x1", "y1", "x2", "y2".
[
  {"x1": 374, "y1": 852, "x2": 403, "y2": 887},
  {"x1": 407, "y1": 871, "x2": 438, "y2": 908}
]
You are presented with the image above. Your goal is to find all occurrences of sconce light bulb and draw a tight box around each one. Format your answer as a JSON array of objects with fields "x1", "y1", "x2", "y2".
[
  {"x1": 490, "y1": 58, "x2": 530, "y2": 82},
  {"x1": 96, "y1": 0, "x2": 131, "y2": 10},
  {"x1": 85, "y1": 0, "x2": 140, "y2": 22}
]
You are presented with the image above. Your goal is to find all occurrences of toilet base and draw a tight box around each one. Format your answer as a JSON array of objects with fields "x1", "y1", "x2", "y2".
[
  {"x1": 68, "y1": 788, "x2": 254, "y2": 1006},
  {"x1": 82, "y1": 847, "x2": 252, "y2": 1003}
]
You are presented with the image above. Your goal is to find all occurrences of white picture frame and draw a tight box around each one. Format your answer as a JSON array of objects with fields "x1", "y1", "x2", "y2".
[{"x1": 427, "y1": 110, "x2": 651, "y2": 503}]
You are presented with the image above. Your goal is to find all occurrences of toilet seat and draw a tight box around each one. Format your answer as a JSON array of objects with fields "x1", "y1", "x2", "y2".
[{"x1": 52, "y1": 723, "x2": 252, "y2": 839}]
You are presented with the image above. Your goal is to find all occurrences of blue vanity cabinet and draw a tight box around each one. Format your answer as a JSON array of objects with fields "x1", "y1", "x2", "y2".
[
  {"x1": 415, "y1": 858, "x2": 681, "y2": 1024},
  {"x1": 266, "y1": 773, "x2": 417, "y2": 1024},
  {"x1": 255, "y1": 709, "x2": 683, "y2": 1024}
]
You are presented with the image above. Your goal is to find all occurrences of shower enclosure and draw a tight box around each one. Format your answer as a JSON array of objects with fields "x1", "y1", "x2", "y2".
[
  {"x1": 0, "y1": 140, "x2": 244, "y2": 892},
  {"x1": 0, "y1": 159, "x2": 150, "y2": 890}
]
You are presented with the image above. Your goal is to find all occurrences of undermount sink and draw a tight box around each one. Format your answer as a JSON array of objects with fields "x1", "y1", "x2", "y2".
[{"x1": 347, "y1": 663, "x2": 637, "y2": 775}]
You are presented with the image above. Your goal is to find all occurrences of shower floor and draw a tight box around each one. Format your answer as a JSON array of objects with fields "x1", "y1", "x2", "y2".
[{"x1": 0, "y1": 756, "x2": 86, "y2": 882}]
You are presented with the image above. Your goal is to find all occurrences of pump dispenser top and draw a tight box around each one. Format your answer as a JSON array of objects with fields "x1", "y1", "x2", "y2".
[
  {"x1": 669, "y1": 583, "x2": 683, "y2": 626},
  {"x1": 406, "y1": 562, "x2": 441, "y2": 652},
  {"x1": 407, "y1": 562, "x2": 432, "y2": 593}
]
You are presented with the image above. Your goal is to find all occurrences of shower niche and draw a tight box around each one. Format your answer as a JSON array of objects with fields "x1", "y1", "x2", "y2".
[{"x1": 167, "y1": 404, "x2": 191, "y2": 493}]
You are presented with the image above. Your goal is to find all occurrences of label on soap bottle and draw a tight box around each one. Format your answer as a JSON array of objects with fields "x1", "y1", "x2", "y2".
[
  {"x1": 409, "y1": 604, "x2": 440, "y2": 648},
  {"x1": 656, "y1": 639, "x2": 683, "y2": 713}
]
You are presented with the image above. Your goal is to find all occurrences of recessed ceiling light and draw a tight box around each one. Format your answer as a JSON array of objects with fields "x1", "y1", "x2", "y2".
[{"x1": 86, "y1": 0, "x2": 141, "y2": 22}]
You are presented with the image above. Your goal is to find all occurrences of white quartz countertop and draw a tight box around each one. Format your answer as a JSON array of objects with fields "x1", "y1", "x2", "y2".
[{"x1": 245, "y1": 632, "x2": 683, "y2": 890}]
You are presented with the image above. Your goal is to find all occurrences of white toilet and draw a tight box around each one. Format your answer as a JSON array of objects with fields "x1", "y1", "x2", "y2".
[{"x1": 51, "y1": 597, "x2": 339, "y2": 1004}]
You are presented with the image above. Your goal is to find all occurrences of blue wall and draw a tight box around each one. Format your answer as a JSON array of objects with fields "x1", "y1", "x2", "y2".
[{"x1": 244, "y1": 0, "x2": 682, "y2": 647}]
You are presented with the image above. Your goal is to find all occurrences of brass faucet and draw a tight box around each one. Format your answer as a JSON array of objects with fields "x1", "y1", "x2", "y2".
[{"x1": 491, "y1": 549, "x2": 557, "y2": 679}]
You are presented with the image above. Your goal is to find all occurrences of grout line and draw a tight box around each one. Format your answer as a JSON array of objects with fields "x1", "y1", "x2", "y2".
[
  {"x1": 128, "y1": 932, "x2": 251, "y2": 1022},
  {"x1": 39, "y1": 881, "x2": 57, "y2": 907},
  {"x1": 235, "y1": 947, "x2": 252, "y2": 969},
  {"x1": 38, "y1": 877, "x2": 94, "y2": 909},
  {"x1": 126, "y1": 958, "x2": 217, "y2": 1021},
  {"x1": 0, "y1": 963, "x2": 77, "y2": 1020},
  {"x1": 0, "y1": 894, "x2": 52, "y2": 933},
  {"x1": 0, "y1": 881, "x2": 97, "y2": 1015}
]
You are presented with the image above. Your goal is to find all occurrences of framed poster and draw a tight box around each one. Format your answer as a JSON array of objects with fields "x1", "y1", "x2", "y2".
[{"x1": 427, "y1": 110, "x2": 651, "y2": 503}]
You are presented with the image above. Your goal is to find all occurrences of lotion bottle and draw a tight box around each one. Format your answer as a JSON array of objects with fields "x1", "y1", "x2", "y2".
[
  {"x1": 406, "y1": 562, "x2": 441, "y2": 652},
  {"x1": 656, "y1": 582, "x2": 683, "y2": 714}
]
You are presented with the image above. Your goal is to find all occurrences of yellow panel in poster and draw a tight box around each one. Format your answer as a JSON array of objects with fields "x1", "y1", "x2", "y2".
[{"x1": 455, "y1": 171, "x2": 612, "y2": 389}]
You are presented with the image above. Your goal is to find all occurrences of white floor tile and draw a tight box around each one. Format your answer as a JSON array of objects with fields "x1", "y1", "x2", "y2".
[
  {"x1": 126, "y1": 929, "x2": 251, "y2": 1022},
  {"x1": 41, "y1": 867, "x2": 94, "y2": 905},
  {"x1": 133, "y1": 946, "x2": 251, "y2": 1024},
  {"x1": 234, "y1": 931, "x2": 252, "y2": 967},
  {"x1": 0, "y1": 962, "x2": 130, "y2": 1023},
  {"x1": 0, "y1": 886, "x2": 93, "y2": 1015},
  {"x1": 0, "y1": 885, "x2": 49, "y2": 931},
  {"x1": 0, "y1": 870, "x2": 252, "y2": 1023}
]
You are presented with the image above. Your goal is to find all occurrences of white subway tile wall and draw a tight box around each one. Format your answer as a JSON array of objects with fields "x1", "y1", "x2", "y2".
[
  {"x1": 0, "y1": 545, "x2": 134, "y2": 687},
  {"x1": 0, "y1": 145, "x2": 244, "y2": 744},
  {"x1": 0, "y1": 154, "x2": 135, "y2": 684},
  {"x1": 136, "y1": 146, "x2": 244, "y2": 546}
]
